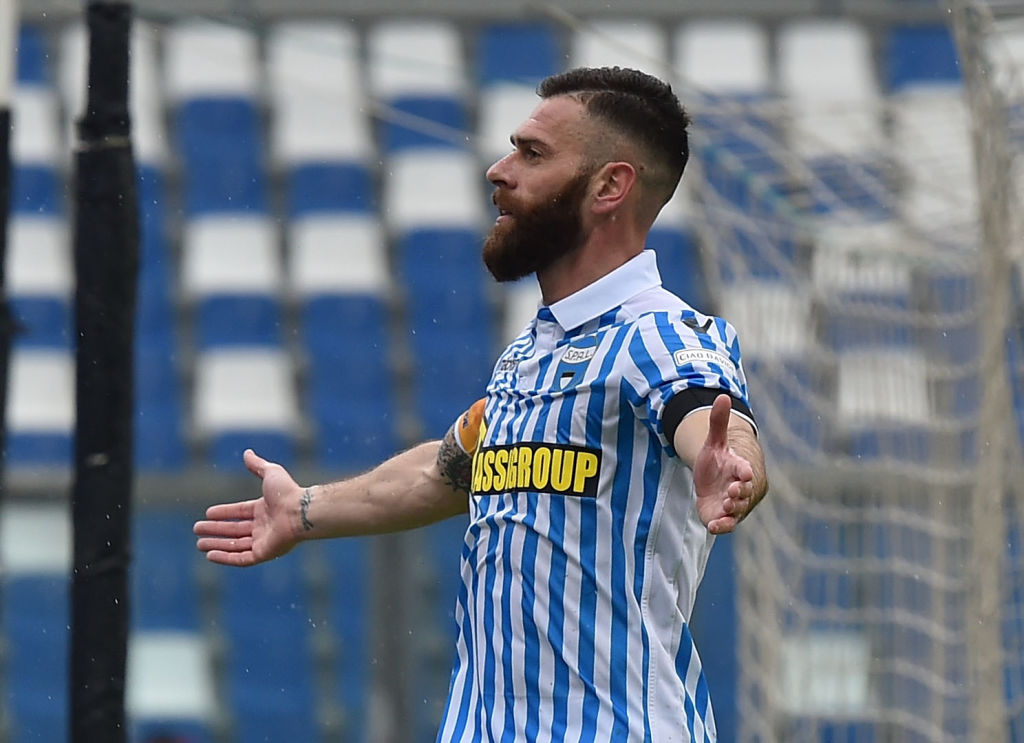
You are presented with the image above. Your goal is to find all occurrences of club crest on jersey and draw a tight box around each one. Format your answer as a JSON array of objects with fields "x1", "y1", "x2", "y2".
[
  {"x1": 553, "y1": 333, "x2": 602, "y2": 391},
  {"x1": 471, "y1": 442, "x2": 602, "y2": 498}
]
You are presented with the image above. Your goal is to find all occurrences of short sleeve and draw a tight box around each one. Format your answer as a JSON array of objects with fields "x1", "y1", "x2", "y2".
[{"x1": 624, "y1": 310, "x2": 754, "y2": 452}]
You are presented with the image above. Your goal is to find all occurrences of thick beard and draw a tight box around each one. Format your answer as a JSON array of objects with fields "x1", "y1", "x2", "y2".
[{"x1": 482, "y1": 170, "x2": 592, "y2": 283}]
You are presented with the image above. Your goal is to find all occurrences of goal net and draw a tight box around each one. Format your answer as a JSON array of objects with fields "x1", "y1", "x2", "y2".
[{"x1": 679, "y1": 4, "x2": 1024, "y2": 741}]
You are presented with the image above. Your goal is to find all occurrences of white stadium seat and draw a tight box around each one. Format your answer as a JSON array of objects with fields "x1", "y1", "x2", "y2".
[
  {"x1": 476, "y1": 83, "x2": 539, "y2": 165},
  {"x1": 126, "y1": 632, "x2": 216, "y2": 723},
  {"x1": 266, "y1": 21, "x2": 372, "y2": 165},
  {"x1": 718, "y1": 281, "x2": 814, "y2": 361},
  {"x1": 675, "y1": 20, "x2": 770, "y2": 94},
  {"x1": 11, "y1": 85, "x2": 60, "y2": 166},
  {"x1": 193, "y1": 347, "x2": 299, "y2": 434},
  {"x1": 811, "y1": 221, "x2": 913, "y2": 296},
  {"x1": 6, "y1": 348, "x2": 74, "y2": 433},
  {"x1": 287, "y1": 214, "x2": 390, "y2": 296},
  {"x1": 180, "y1": 216, "x2": 281, "y2": 299},
  {"x1": 571, "y1": 20, "x2": 668, "y2": 76},
  {"x1": 366, "y1": 20, "x2": 465, "y2": 100},
  {"x1": 7, "y1": 216, "x2": 70, "y2": 297},
  {"x1": 837, "y1": 349, "x2": 931, "y2": 425},
  {"x1": 777, "y1": 20, "x2": 883, "y2": 158},
  {"x1": 502, "y1": 279, "x2": 542, "y2": 345},
  {"x1": 384, "y1": 149, "x2": 484, "y2": 232},
  {"x1": 164, "y1": 21, "x2": 260, "y2": 101},
  {"x1": 0, "y1": 502, "x2": 71, "y2": 576}
]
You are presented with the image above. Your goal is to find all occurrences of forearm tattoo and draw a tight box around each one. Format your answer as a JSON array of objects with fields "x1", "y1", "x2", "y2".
[
  {"x1": 437, "y1": 424, "x2": 474, "y2": 495},
  {"x1": 300, "y1": 487, "x2": 315, "y2": 532}
]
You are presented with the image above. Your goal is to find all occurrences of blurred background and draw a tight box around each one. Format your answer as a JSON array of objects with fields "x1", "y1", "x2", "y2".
[{"x1": 1, "y1": 0, "x2": 1023, "y2": 741}]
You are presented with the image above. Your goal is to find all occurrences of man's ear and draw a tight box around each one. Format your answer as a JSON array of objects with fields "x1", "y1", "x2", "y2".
[{"x1": 590, "y1": 161, "x2": 637, "y2": 215}]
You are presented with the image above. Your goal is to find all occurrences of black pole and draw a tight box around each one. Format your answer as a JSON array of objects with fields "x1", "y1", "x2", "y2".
[
  {"x1": 0, "y1": 105, "x2": 12, "y2": 505},
  {"x1": 70, "y1": 4, "x2": 137, "y2": 742}
]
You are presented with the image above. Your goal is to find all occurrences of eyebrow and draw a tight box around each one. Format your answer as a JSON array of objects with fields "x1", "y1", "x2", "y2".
[{"x1": 510, "y1": 134, "x2": 550, "y2": 153}]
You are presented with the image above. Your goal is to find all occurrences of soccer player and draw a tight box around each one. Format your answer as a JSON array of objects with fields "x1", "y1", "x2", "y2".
[{"x1": 195, "y1": 66, "x2": 768, "y2": 741}]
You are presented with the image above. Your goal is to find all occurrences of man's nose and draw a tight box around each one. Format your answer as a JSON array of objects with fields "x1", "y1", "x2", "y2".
[{"x1": 486, "y1": 152, "x2": 514, "y2": 187}]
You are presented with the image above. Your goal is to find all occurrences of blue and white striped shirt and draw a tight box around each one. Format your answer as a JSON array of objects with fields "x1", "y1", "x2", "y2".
[{"x1": 437, "y1": 250, "x2": 753, "y2": 743}]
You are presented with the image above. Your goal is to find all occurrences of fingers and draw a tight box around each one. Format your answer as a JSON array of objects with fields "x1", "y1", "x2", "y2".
[
  {"x1": 204, "y1": 549, "x2": 258, "y2": 567},
  {"x1": 244, "y1": 448, "x2": 268, "y2": 478},
  {"x1": 704, "y1": 394, "x2": 733, "y2": 450},
  {"x1": 202, "y1": 499, "x2": 257, "y2": 522},
  {"x1": 707, "y1": 515, "x2": 738, "y2": 535},
  {"x1": 196, "y1": 535, "x2": 254, "y2": 553},
  {"x1": 193, "y1": 519, "x2": 253, "y2": 538}
]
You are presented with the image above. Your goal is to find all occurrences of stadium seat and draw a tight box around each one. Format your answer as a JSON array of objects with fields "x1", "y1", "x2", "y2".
[
  {"x1": 287, "y1": 162, "x2": 375, "y2": 216},
  {"x1": 367, "y1": 20, "x2": 466, "y2": 101},
  {"x1": 5, "y1": 348, "x2": 74, "y2": 466},
  {"x1": 649, "y1": 190, "x2": 707, "y2": 310},
  {"x1": 777, "y1": 19, "x2": 882, "y2": 159},
  {"x1": 322, "y1": 538, "x2": 373, "y2": 743},
  {"x1": 836, "y1": 348, "x2": 933, "y2": 461},
  {"x1": 478, "y1": 23, "x2": 561, "y2": 86},
  {"x1": 676, "y1": 20, "x2": 770, "y2": 94},
  {"x1": 811, "y1": 221, "x2": 915, "y2": 349},
  {"x1": 1, "y1": 501, "x2": 71, "y2": 742},
  {"x1": 384, "y1": 149, "x2": 485, "y2": 234},
  {"x1": 180, "y1": 216, "x2": 284, "y2": 348},
  {"x1": 126, "y1": 631, "x2": 216, "y2": 740},
  {"x1": 475, "y1": 23, "x2": 560, "y2": 164},
  {"x1": 164, "y1": 21, "x2": 260, "y2": 101},
  {"x1": 885, "y1": 24, "x2": 961, "y2": 92},
  {"x1": 15, "y1": 24, "x2": 48, "y2": 85},
  {"x1": 501, "y1": 278, "x2": 542, "y2": 346},
  {"x1": 193, "y1": 347, "x2": 300, "y2": 468},
  {"x1": 266, "y1": 20, "x2": 371, "y2": 168},
  {"x1": 6, "y1": 216, "x2": 70, "y2": 348},
  {"x1": 570, "y1": 19, "x2": 667, "y2": 75},
  {"x1": 219, "y1": 551, "x2": 320, "y2": 742},
  {"x1": 1, "y1": 575, "x2": 70, "y2": 742},
  {"x1": 132, "y1": 511, "x2": 203, "y2": 630}
]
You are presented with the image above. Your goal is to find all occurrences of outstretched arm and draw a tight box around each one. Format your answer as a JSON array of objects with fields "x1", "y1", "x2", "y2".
[
  {"x1": 194, "y1": 401, "x2": 485, "y2": 567},
  {"x1": 674, "y1": 393, "x2": 768, "y2": 534}
]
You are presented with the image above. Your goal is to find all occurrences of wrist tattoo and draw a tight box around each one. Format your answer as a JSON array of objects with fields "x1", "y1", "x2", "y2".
[
  {"x1": 438, "y1": 424, "x2": 474, "y2": 495},
  {"x1": 300, "y1": 487, "x2": 315, "y2": 532}
]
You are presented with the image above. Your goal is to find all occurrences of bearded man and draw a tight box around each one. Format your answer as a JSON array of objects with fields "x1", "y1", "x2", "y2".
[{"x1": 195, "y1": 66, "x2": 767, "y2": 743}]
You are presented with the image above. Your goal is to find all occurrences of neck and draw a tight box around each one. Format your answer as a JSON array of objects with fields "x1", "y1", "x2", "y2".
[{"x1": 537, "y1": 223, "x2": 645, "y2": 305}]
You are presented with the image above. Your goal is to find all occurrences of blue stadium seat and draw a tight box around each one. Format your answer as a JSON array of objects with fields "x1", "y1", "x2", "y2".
[
  {"x1": 132, "y1": 511, "x2": 202, "y2": 630},
  {"x1": 16, "y1": 25, "x2": 49, "y2": 85},
  {"x1": 746, "y1": 359, "x2": 828, "y2": 462},
  {"x1": 131, "y1": 720, "x2": 213, "y2": 743},
  {"x1": 885, "y1": 25, "x2": 961, "y2": 91},
  {"x1": 194, "y1": 295, "x2": 284, "y2": 349},
  {"x1": 10, "y1": 296, "x2": 70, "y2": 348},
  {"x1": 818, "y1": 292, "x2": 913, "y2": 350},
  {"x1": 287, "y1": 162, "x2": 375, "y2": 216},
  {"x1": 323, "y1": 538, "x2": 373, "y2": 743},
  {"x1": 2, "y1": 575, "x2": 69, "y2": 742},
  {"x1": 10, "y1": 164, "x2": 61, "y2": 215},
  {"x1": 647, "y1": 228, "x2": 707, "y2": 310},
  {"x1": 220, "y1": 552, "x2": 319, "y2": 742},
  {"x1": 312, "y1": 398, "x2": 399, "y2": 471},
  {"x1": 381, "y1": 96, "x2": 468, "y2": 152},
  {"x1": 477, "y1": 23, "x2": 560, "y2": 84}
]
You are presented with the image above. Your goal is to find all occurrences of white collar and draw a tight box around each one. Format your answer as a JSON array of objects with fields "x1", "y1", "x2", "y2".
[{"x1": 545, "y1": 250, "x2": 662, "y2": 331}]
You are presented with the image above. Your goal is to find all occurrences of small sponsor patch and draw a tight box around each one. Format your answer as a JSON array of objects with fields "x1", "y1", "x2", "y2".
[
  {"x1": 497, "y1": 357, "x2": 520, "y2": 372},
  {"x1": 673, "y1": 348, "x2": 737, "y2": 376}
]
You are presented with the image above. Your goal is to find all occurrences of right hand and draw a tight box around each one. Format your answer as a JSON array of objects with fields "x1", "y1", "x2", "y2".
[{"x1": 193, "y1": 449, "x2": 303, "y2": 566}]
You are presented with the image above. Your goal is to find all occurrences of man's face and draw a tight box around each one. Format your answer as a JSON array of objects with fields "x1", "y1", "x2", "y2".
[{"x1": 482, "y1": 97, "x2": 595, "y2": 283}]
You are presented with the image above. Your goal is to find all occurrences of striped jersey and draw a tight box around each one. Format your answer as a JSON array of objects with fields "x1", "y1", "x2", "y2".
[{"x1": 436, "y1": 250, "x2": 754, "y2": 743}]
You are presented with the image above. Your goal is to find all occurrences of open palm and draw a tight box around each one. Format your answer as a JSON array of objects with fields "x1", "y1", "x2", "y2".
[
  {"x1": 693, "y1": 395, "x2": 756, "y2": 535},
  {"x1": 194, "y1": 449, "x2": 302, "y2": 566}
]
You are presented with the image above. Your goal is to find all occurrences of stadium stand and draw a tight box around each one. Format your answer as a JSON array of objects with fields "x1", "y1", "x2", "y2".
[{"x1": 4, "y1": 9, "x2": 1023, "y2": 743}]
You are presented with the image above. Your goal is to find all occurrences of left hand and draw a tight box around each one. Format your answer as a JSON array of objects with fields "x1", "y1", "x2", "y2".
[{"x1": 693, "y1": 394, "x2": 756, "y2": 534}]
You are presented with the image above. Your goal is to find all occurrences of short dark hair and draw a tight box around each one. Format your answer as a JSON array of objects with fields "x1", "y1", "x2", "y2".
[{"x1": 537, "y1": 66, "x2": 690, "y2": 208}]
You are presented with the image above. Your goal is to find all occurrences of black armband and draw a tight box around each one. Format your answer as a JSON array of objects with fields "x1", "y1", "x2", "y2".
[{"x1": 662, "y1": 388, "x2": 757, "y2": 444}]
